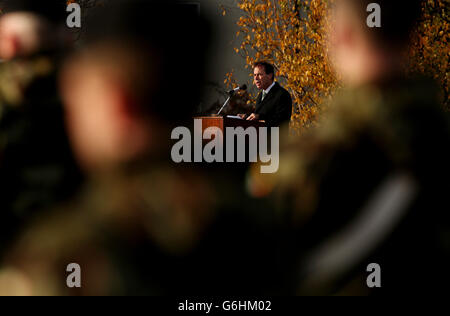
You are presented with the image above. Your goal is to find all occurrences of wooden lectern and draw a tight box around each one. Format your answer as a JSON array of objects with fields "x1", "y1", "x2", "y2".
[
  {"x1": 194, "y1": 116, "x2": 265, "y2": 134},
  {"x1": 194, "y1": 116, "x2": 266, "y2": 163}
]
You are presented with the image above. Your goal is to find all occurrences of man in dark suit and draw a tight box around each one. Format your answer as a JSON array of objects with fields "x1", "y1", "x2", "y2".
[{"x1": 241, "y1": 61, "x2": 292, "y2": 127}]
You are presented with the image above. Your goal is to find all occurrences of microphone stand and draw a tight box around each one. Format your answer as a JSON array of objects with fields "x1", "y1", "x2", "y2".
[{"x1": 216, "y1": 92, "x2": 234, "y2": 116}]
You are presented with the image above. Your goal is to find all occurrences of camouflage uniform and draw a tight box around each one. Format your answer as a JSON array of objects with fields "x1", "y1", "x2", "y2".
[
  {"x1": 0, "y1": 148, "x2": 288, "y2": 295},
  {"x1": 249, "y1": 76, "x2": 450, "y2": 295},
  {"x1": 0, "y1": 54, "x2": 82, "y2": 253}
]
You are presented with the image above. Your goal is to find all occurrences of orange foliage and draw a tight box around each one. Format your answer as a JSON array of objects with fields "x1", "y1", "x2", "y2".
[
  {"x1": 224, "y1": 0, "x2": 449, "y2": 133},
  {"x1": 409, "y1": 0, "x2": 449, "y2": 110}
]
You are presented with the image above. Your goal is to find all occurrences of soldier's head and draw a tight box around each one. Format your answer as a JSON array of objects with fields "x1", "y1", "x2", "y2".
[
  {"x1": 253, "y1": 61, "x2": 275, "y2": 90},
  {"x1": 0, "y1": 0, "x2": 66, "y2": 59},
  {"x1": 328, "y1": 0, "x2": 423, "y2": 86},
  {"x1": 60, "y1": 0, "x2": 208, "y2": 172}
]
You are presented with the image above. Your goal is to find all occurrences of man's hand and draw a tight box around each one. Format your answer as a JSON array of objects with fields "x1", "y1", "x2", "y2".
[
  {"x1": 237, "y1": 114, "x2": 248, "y2": 119},
  {"x1": 246, "y1": 113, "x2": 260, "y2": 121}
]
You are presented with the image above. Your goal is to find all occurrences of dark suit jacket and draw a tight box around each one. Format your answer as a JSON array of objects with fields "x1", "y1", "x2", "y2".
[{"x1": 255, "y1": 82, "x2": 292, "y2": 127}]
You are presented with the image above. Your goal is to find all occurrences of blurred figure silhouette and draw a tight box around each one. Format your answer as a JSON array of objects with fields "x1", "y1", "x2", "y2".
[
  {"x1": 249, "y1": 0, "x2": 450, "y2": 295},
  {"x1": 60, "y1": 0, "x2": 209, "y2": 173},
  {"x1": 0, "y1": 0, "x2": 282, "y2": 296},
  {"x1": 0, "y1": 0, "x2": 81, "y2": 254}
]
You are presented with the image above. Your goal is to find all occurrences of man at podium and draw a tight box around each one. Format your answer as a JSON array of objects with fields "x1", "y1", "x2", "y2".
[{"x1": 239, "y1": 61, "x2": 292, "y2": 128}]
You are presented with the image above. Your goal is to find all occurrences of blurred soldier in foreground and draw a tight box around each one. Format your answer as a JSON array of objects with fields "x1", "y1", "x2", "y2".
[
  {"x1": 0, "y1": 0, "x2": 283, "y2": 295},
  {"x1": 0, "y1": 0, "x2": 81, "y2": 253},
  {"x1": 250, "y1": 0, "x2": 450, "y2": 295}
]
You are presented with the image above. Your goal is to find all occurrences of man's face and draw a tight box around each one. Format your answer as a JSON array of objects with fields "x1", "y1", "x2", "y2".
[
  {"x1": 327, "y1": 2, "x2": 373, "y2": 86},
  {"x1": 253, "y1": 66, "x2": 273, "y2": 90}
]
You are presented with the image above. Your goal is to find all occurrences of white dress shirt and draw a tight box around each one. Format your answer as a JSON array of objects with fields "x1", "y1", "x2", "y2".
[{"x1": 262, "y1": 81, "x2": 276, "y2": 100}]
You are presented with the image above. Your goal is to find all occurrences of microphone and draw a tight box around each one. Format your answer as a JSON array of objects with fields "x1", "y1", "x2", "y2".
[
  {"x1": 228, "y1": 84, "x2": 247, "y2": 95},
  {"x1": 217, "y1": 84, "x2": 248, "y2": 115}
]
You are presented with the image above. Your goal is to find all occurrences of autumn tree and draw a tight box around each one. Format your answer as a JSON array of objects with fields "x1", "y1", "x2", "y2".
[
  {"x1": 224, "y1": 0, "x2": 449, "y2": 132},
  {"x1": 223, "y1": 0, "x2": 336, "y2": 131},
  {"x1": 409, "y1": 0, "x2": 449, "y2": 110}
]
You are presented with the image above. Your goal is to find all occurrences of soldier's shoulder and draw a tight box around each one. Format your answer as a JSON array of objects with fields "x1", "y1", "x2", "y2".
[{"x1": 0, "y1": 163, "x2": 223, "y2": 295}]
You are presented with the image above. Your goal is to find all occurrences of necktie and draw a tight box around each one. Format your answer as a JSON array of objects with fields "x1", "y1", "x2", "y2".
[{"x1": 262, "y1": 91, "x2": 267, "y2": 101}]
